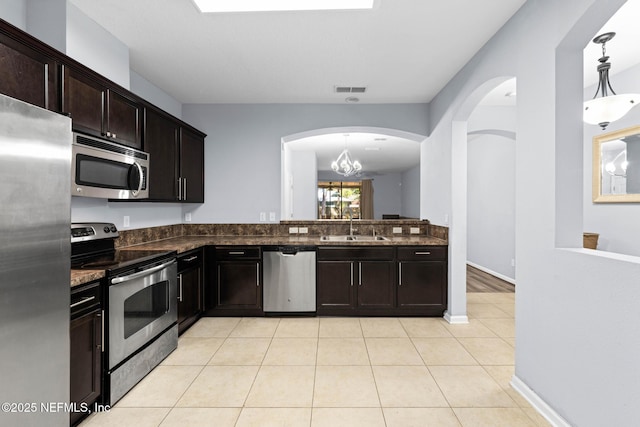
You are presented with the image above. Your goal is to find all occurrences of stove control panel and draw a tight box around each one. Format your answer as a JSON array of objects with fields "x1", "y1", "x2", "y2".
[{"x1": 71, "y1": 223, "x2": 119, "y2": 243}]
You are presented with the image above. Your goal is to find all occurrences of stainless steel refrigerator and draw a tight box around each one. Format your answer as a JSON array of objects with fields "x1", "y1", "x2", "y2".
[{"x1": 0, "y1": 93, "x2": 71, "y2": 427}]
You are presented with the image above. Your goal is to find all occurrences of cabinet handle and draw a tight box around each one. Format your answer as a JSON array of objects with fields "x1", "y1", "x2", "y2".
[
  {"x1": 184, "y1": 178, "x2": 187, "y2": 201},
  {"x1": 256, "y1": 263, "x2": 260, "y2": 287},
  {"x1": 399, "y1": 262, "x2": 402, "y2": 286},
  {"x1": 178, "y1": 274, "x2": 183, "y2": 302},
  {"x1": 177, "y1": 177, "x2": 182, "y2": 200},
  {"x1": 350, "y1": 262, "x2": 354, "y2": 287},
  {"x1": 100, "y1": 309, "x2": 104, "y2": 353},
  {"x1": 414, "y1": 251, "x2": 431, "y2": 255},
  {"x1": 358, "y1": 262, "x2": 362, "y2": 286},
  {"x1": 183, "y1": 255, "x2": 198, "y2": 262},
  {"x1": 70, "y1": 295, "x2": 95, "y2": 309},
  {"x1": 229, "y1": 251, "x2": 245, "y2": 255}
]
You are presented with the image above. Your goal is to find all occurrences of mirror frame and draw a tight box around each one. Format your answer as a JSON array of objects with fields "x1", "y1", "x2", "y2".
[{"x1": 592, "y1": 125, "x2": 640, "y2": 203}]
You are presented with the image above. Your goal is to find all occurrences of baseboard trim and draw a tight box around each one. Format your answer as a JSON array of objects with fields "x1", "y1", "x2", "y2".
[
  {"x1": 443, "y1": 310, "x2": 469, "y2": 324},
  {"x1": 467, "y1": 261, "x2": 516, "y2": 285},
  {"x1": 510, "y1": 375, "x2": 571, "y2": 427}
]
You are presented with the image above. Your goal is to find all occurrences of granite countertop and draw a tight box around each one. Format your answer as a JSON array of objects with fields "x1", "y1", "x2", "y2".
[
  {"x1": 71, "y1": 234, "x2": 447, "y2": 287},
  {"x1": 71, "y1": 269, "x2": 105, "y2": 288}
]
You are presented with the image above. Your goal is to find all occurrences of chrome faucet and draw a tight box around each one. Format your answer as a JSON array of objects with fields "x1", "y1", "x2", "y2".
[{"x1": 346, "y1": 207, "x2": 357, "y2": 236}]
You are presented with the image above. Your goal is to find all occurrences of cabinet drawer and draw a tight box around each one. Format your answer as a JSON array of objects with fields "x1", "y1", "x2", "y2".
[
  {"x1": 397, "y1": 246, "x2": 447, "y2": 261},
  {"x1": 71, "y1": 280, "x2": 101, "y2": 318},
  {"x1": 178, "y1": 249, "x2": 203, "y2": 271},
  {"x1": 215, "y1": 247, "x2": 261, "y2": 260},
  {"x1": 317, "y1": 246, "x2": 395, "y2": 261}
]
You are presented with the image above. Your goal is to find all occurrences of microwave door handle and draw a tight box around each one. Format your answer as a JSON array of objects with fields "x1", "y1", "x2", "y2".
[
  {"x1": 111, "y1": 260, "x2": 175, "y2": 284},
  {"x1": 130, "y1": 162, "x2": 144, "y2": 196}
]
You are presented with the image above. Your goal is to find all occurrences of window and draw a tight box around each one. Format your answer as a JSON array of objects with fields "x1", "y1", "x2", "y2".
[{"x1": 317, "y1": 181, "x2": 361, "y2": 219}]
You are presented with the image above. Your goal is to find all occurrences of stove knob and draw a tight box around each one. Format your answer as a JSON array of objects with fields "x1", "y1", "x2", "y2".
[
  {"x1": 110, "y1": 225, "x2": 117, "y2": 233},
  {"x1": 104, "y1": 226, "x2": 111, "y2": 233}
]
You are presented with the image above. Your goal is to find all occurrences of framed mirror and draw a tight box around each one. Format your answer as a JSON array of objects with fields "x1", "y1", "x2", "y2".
[{"x1": 593, "y1": 125, "x2": 640, "y2": 203}]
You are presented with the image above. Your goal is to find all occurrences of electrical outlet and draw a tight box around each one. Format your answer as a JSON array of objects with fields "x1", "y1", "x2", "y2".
[
  {"x1": 511, "y1": 258, "x2": 515, "y2": 267},
  {"x1": 185, "y1": 212, "x2": 192, "y2": 222},
  {"x1": 410, "y1": 227, "x2": 420, "y2": 234},
  {"x1": 299, "y1": 227, "x2": 308, "y2": 234},
  {"x1": 259, "y1": 212, "x2": 266, "y2": 222},
  {"x1": 123, "y1": 216, "x2": 130, "y2": 228},
  {"x1": 269, "y1": 212, "x2": 276, "y2": 221},
  {"x1": 289, "y1": 227, "x2": 299, "y2": 234},
  {"x1": 444, "y1": 214, "x2": 449, "y2": 225},
  {"x1": 393, "y1": 227, "x2": 403, "y2": 234}
]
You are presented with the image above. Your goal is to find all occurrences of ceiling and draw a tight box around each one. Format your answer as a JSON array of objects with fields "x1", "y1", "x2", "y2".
[
  {"x1": 288, "y1": 132, "x2": 420, "y2": 174},
  {"x1": 69, "y1": 0, "x2": 526, "y2": 104}
]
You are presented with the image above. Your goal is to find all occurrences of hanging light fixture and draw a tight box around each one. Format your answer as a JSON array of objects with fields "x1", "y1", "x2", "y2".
[
  {"x1": 584, "y1": 32, "x2": 640, "y2": 130},
  {"x1": 331, "y1": 134, "x2": 362, "y2": 177}
]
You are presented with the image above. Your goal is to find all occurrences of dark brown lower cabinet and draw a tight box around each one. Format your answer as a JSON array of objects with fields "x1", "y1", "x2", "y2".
[
  {"x1": 208, "y1": 247, "x2": 262, "y2": 315},
  {"x1": 317, "y1": 247, "x2": 395, "y2": 315},
  {"x1": 178, "y1": 249, "x2": 204, "y2": 334},
  {"x1": 70, "y1": 282, "x2": 102, "y2": 426},
  {"x1": 397, "y1": 246, "x2": 448, "y2": 315}
]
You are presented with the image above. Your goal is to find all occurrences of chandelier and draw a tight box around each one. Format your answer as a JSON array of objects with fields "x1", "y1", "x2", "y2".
[
  {"x1": 584, "y1": 32, "x2": 640, "y2": 130},
  {"x1": 331, "y1": 134, "x2": 362, "y2": 177}
]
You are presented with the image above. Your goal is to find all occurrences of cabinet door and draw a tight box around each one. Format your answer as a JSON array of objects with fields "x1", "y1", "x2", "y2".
[
  {"x1": 70, "y1": 309, "x2": 102, "y2": 425},
  {"x1": 317, "y1": 261, "x2": 355, "y2": 312},
  {"x1": 144, "y1": 108, "x2": 180, "y2": 200},
  {"x1": 178, "y1": 265, "x2": 203, "y2": 334},
  {"x1": 357, "y1": 261, "x2": 394, "y2": 309},
  {"x1": 216, "y1": 261, "x2": 261, "y2": 309},
  {"x1": 62, "y1": 66, "x2": 105, "y2": 138},
  {"x1": 106, "y1": 89, "x2": 142, "y2": 149},
  {"x1": 180, "y1": 128, "x2": 205, "y2": 203},
  {"x1": 0, "y1": 35, "x2": 58, "y2": 111},
  {"x1": 397, "y1": 261, "x2": 447, "y2": 309}
]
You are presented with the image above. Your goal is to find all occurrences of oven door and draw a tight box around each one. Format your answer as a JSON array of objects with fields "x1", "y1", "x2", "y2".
[
  {"x1": 72, "y1": 135, "x2": 149, "y2": 200},
  {"x1": 108, "y1": 259, "x2": 177, "y2": 369}
]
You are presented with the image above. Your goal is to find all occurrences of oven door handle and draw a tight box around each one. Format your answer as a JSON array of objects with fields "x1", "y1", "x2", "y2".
[{"x1": 111, "y1": 260, "x2": 176, "y2": 284}]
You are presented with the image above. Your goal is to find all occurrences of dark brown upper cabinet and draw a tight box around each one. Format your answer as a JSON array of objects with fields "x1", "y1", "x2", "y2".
[
  {"x1": 144, "y1": 107, "x2": 205, "y2": 203},
  {"x1": 0, "y1": 28, "x2": 58, "y2": 111},
  {"x1": 62, "y1": 65, "x2": 142, "y2": 149}
]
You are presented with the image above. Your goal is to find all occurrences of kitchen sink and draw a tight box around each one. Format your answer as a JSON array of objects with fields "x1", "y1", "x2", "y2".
[{"x1": 320, "y1": 235, "x2": 389, "y2": 241}]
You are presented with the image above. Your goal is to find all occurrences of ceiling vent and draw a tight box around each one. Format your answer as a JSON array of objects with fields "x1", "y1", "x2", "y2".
[{"x1": 334, "y1": 86, "x2": 367, "y2": 93}]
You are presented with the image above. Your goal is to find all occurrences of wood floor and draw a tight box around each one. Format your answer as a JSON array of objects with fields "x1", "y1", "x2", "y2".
[{"x1": 467, "y1": 265, "x2": 515, "y2": 293}]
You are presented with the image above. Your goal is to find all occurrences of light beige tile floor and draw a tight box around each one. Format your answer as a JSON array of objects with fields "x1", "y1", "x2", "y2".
[{"x1": 80, "y1": 292, "x2": 551, "y2": 427}]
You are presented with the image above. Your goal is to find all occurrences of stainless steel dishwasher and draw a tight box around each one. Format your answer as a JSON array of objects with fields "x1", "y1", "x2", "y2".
[{"x1": 263, "y1": 246, "x2": 316, "y2": 313}]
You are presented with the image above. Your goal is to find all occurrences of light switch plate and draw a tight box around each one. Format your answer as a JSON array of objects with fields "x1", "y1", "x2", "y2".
[
  {"x1": 123, "y1": 216, "x2": 130, "y2": 228},
  {"x1": 260, "y1": 212, "x2": 266, "y2": 222},
  {"x1": 269, "y1": 212, "x2": 276, "y2": 221},
  {"x1": 393, "y1": 227, "x2": 402, "y2": 234},
  {"x1": 410, "y1": 227, "x2": 420, "y2": 234}
]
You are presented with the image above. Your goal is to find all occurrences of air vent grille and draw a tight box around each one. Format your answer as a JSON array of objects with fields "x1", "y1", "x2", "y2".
[{"x1": 334, "y1": 86, "x2": 367, "y2": 93}]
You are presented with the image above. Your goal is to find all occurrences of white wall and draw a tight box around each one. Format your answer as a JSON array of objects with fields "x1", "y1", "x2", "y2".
[
  {"x1": 66, "y1": 2, "x2": 129, "y2": 89},
  {"x1": 26, "y1": 0, "x2": 66, "y2": 52},
  {"x1": 372, "y1": 173, "x2": 402, "y2": 219},
  {"x1": 130, "y1": 70, "x2": 183, "y2": 119},
  {"x1": 425, "y1": 0, "x2": 640, "y2": 425},
  {"x1": 401, "y1": 164, "x2": 420, "y2": 218},
  {"x1": 182, "y1": 103, "x2": 429, "y2": 223},
  {"x1": 71, "y1": 197, "x2": 183, "y2": 230},
  {"x1": 467, "y1": 106, "x2": 516, "y2": 281},
  {"x1": 290, "y1": 150, "x2": 317, "y2": 220},
  {"x1": 583, "y1": 62, "x2": 640, "y2": 257},
  {"x1": 2, "y1": 0, "x2": 26, "y2": 29}
]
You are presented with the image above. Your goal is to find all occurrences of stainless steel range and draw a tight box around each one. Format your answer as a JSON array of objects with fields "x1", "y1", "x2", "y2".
[{"x1": 71, "y1": 223, "x2": 178, "y2": 405}]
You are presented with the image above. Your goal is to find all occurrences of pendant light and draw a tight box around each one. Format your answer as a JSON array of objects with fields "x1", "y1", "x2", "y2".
[
  {"x1": 584, "y1": 32, "x2": 640, "y2": 130},
  {"x1": 331, "y1": 134, "x2": 362, "y2": 177}
]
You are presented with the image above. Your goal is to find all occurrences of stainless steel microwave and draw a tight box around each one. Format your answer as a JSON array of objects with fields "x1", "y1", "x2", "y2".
[{"x1": 71, "y1": 133, "x2": 149, "y2": 199}]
